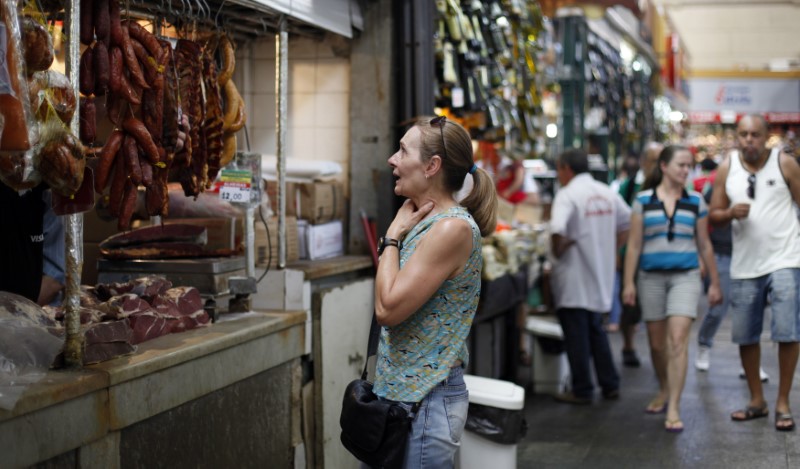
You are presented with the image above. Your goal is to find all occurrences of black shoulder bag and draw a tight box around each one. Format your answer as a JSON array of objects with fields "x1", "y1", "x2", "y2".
[{"x1": 340, "y1": 314, "x2": 420, "y2": 469}]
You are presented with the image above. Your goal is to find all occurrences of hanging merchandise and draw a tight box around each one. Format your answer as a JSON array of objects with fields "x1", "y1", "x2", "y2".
[
  {"x1": 75, "y1": 0, "x2": 249, "y2": 231},
  {"x1": 555, "y1": 10, "x2": 657, "y2": 176},
  {"x1": 1, "y1": 1, "x2": 91, "y2": 198},
  {"x1": 433, "y1": 0, "x2": 547, "y2": 155}
]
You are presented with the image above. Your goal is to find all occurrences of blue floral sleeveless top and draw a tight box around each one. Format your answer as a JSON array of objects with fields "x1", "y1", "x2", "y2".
[{"x1": 373, "y1": 206, "x2": 482, "y2": 402}]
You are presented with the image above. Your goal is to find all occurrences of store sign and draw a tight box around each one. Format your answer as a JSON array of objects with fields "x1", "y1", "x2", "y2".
[
  {"x1": 689, "y1": 78, "x2": 800, "y2": 118},
  {"x1": 714, "y1": 85, "x2": 752, "y2": 106},
  {"x1": 689, "y1": 111, "x2": 800, "y2": 124}
]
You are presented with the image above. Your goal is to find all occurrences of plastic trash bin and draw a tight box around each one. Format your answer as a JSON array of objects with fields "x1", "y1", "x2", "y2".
[
  {"x1": 526, "y1": 315, "x2": 570, "y2": 395},
  {"x1": 456, "y1": 375, "x2": 526, "y2": 469}
]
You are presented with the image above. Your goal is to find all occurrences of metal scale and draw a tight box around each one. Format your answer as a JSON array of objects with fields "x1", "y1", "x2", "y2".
[{"x1": 96, "y1": 152, "x2": 263, "y2": 320}]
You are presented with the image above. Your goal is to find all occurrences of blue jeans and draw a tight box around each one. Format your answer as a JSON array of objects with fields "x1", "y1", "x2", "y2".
[
  {"x1": 557, "y1": 308, "x2": 620, "y2": 398},
  {"x1": 731, "y1": 268, "x2": 800, "y2": 344},
  {"x1": 697, "y1": 253, "x2": 731, "y2": 348},
  {"x1": 402, "y1": 366, "x2": 469, "y2": 469}
]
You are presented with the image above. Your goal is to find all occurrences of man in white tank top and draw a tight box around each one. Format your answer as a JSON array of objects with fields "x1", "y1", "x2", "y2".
[{"x1": 709, "y1": 114, "x2": 800, "y2": 432}]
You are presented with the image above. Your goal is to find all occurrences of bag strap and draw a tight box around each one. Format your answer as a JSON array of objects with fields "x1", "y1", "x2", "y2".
[{"x1": 361, "y1": 312, "x2": 381, "y2": 380}]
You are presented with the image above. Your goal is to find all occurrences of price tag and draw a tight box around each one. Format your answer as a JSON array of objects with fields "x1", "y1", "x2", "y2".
[
  {"x1": 219, "y1": 184, "x2": 249, "y2": 202},
  {"x1": 218, "y1": 169, "x2": 252, "y2": 204}
]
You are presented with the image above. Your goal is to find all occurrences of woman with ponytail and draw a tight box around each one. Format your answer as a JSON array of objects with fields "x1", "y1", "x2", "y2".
[
  {"x1": 372, "y1": 115, "x2": 497, "y2": 467},
  {"x1": 622, "y1": 145, "x2": 722, "y2": 433}
]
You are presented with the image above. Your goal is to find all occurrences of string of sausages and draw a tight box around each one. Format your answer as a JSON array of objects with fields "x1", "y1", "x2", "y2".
[{"x1": 79, "y1": 0, "x2": 246, "y2": 231}]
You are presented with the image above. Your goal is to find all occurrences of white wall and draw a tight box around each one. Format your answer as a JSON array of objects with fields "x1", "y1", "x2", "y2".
[{"x1": 234, "y1": 35, "x2": 351, "y2": 181}]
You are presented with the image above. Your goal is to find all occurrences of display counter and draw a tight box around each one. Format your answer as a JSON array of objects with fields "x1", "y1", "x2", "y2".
[
  {"x1": 287, "y1": 255, "x2": 374, "y2": 281},
  {"x1": 251, "y1": 254, "x2": 374, "y2": 468},
  {"x1": 1, "y1": 311, "x2": 306, "y2": 468}
]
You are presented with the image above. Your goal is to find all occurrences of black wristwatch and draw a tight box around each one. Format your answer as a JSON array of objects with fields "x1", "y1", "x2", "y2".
[{"x1": 377, "y1": 237, "x2": 402, "y2": 256}]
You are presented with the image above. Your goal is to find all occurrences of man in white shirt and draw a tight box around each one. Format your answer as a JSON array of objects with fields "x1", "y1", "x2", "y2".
[{"x1": 550, "y1": 149, "x2": 632, "y2": 404}]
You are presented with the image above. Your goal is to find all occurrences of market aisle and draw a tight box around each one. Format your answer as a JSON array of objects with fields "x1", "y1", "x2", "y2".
[{"x1": 517, "y1": 304, "x2": 800, "y2": 468}]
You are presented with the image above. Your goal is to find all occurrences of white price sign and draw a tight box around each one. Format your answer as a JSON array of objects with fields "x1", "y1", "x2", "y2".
[
  {"x1": 219, "y1": 184, "x2": 250, "y2": 202},
  {"x1": 218, "y1": 169, "x2": 252, "y2": 204}
]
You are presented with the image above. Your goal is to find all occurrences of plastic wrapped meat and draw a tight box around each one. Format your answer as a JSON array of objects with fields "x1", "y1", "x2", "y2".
[{"x1": 0, "y1": 291, "x2": 57, "y2": 327}]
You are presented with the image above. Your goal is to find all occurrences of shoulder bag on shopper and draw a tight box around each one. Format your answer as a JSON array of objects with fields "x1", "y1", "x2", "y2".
[{"x1": 340, "y1": 314, "x2": 419, "y2": 469}]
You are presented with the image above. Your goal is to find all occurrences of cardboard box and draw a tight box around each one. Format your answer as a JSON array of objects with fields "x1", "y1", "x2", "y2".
[
  {"x1": 255, "y1": 215, "x2": 299, "y2": 265},
  {"x1": 302, "y1": 220, "x2": 343, "y2": 260},
  {"x1": 297, "y1": 219, "x2": 309, "y2": 259},
  {"x1": 264, "y1": 180, "x2": 345, "y2": 225},
  {"x1": 264, "y1": 180, "x2": 298, "y2": 217},
  {"x1": 296, "y1": 181, "x2": 345, "y2": 225},
  {"x1": 514, "y1": 204, "x2": 543, "y2": 226},
  {"x1": 133, "y1": 217, "x2": 244, "y2": 251}
]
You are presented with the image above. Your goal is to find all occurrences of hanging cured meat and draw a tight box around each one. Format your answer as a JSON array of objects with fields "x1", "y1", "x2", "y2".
[
  {"x1": 175, "y1": 39, "x2": 204, "y2": 198},
  {"x1": 71, "y1": 0, "x2": 247, "y2": 229}
]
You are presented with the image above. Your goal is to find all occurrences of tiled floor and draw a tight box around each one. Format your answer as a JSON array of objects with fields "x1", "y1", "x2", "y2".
[{"x1": 517, "y1": 308, "x2": 800, "y2": 468}]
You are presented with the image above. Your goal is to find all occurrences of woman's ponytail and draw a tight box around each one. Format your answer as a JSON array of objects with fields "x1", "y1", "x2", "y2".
[{"x1": 460, "y1": 167, "x2": 498, "y2": 236}]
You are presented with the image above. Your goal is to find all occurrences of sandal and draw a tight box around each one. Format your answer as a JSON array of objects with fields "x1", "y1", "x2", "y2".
[
  {"x1": 665, "y1": 419, "x2": 684, "y2": 433},
  {"x1": 645, "y1": 398, "x2": 667, "y2": 414},
  {"x1": 731, "y1": 405, "x2": 769, "y2": 421},
  {"x1": 776, "y1": 412, "x2": 796, "y2": 432}
]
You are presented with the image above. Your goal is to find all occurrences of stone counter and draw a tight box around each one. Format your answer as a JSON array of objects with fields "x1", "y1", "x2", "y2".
[{"x1": 1, "y1": 311, "x2": 306, "y2": 468}]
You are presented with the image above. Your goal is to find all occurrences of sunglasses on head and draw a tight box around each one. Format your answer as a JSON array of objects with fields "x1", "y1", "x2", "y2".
[
  {"x1": 747, "y1": 174, "x2": 756, "y2": 199},
  {"x1": 430, "y1": 115, "x2": 449, "y2": 161}
]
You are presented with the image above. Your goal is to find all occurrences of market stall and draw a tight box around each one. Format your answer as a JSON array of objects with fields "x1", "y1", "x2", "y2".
[{"x1": 0, "y1": 0, "x2": 372, "y2": 466}]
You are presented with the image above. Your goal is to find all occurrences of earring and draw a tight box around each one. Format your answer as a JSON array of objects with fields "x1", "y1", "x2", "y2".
[{"x1": 425, "y1": 174, "x2": 429, "y2": 179}]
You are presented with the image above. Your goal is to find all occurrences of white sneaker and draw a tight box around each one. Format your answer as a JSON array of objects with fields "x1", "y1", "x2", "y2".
[
  {"x1": 738, "y1": 367, "x2": 769, "y2": 382},
  {"x1": 695, "y1": 346, "x2": 710, "y2": 371}
]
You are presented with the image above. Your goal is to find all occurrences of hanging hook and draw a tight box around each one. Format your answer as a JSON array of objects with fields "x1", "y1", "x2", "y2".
[
  {"x1": 199, "y1": 0, "x2": 211, "y2": 23},
  {"x1": 201, "y1": 0, "x2": 212, "y2": 22},
  {"x1": 214, "y1": 0, "x2": 227, "y2": 29},
  {"x1": 158, "y1": 0, "x2": 167, "y2": 22},
  {"x1": 194, "y1": 0, "x2": 205, "y2": 23}
]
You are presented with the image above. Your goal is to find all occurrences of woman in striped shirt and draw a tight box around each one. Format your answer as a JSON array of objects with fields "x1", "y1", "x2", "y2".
[{"x1": 622, "y1": 145, "x2": 722, "y2": 433}]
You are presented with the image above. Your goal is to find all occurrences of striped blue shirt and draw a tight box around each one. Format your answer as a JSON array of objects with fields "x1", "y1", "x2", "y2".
[{"x1": 632, "y1": 188, "x2": 707, "y2": 271}]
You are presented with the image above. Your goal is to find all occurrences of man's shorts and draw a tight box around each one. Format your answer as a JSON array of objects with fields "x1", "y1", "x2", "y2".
[
  {"x1": 730, "y1": 268, "x2": 800, "y2": 345},
  {"x1": 637, "y1": 269, "x2": 702, "y2": 322}
]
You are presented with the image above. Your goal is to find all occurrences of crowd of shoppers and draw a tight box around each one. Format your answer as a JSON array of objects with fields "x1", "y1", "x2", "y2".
[
  {"x1": 352, "y1": 112, "x2": 795, "y2": 468},
  {"x1": 548, "y1": 114, "x2": 800, "y2": 434}
]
